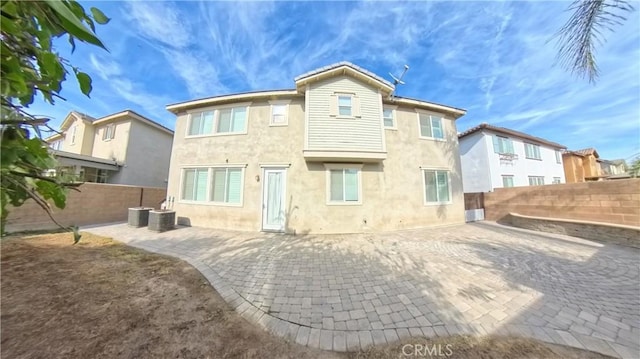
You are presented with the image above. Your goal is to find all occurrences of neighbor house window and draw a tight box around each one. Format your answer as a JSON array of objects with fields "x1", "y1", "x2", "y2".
[
  {"x1": 211, "y1": 168, "x2": 243, "y2": 204},
  {"x1": 182, "y1": 168, "x2": 209, "y2": 201},
  {"x1": 325, "y1": 164, "x2": 362, "y2": 204},
  {"x1": 552, "y1": 177, "x2": 562, "y2": 184},
  {"x1": 188, "y1": 111, "x2": 215, "y2": 136},
  {"x1": 383, "y1": 107, "x2": 395, "y2": 128},
  {"x1": 493, "y1": 136, "x2": 515, "y2": 154},
  {"x1": 418, "y1": 113, "x2": 444, "y2": 139},
  {"x1": 528, "y1": 176, "x2": 545, "y2": 186},
  {"x1": 555, "y1": 150, "x2": 562, "y2": 164},
  {"x1": 187, "y1": 105, "x2": 248, "y2": 137},
  {"x1": 70, "y1": 126, "x2": 77, "y2": 145},
  {"x1": 525, "y1": 143, "x2": 542, "y2": 160},
  {"x1": 270, "y1": 102, "x2": 289, "y2": 126},
  {"x1": 502, "y1": 175, "x2": 514, "y2": 188},
  {"x1": 102, "y1": 124, "x2": 115, "y2": 141},
  {"x1": 423, "y1": 169, "x2": 450, "y2": 204},
  {"x1": 338, "y1": 95, "x2": 352, "y2": 116},
  {"x1": 50, "y1": 140, "x2": 61, "y2": 150}
]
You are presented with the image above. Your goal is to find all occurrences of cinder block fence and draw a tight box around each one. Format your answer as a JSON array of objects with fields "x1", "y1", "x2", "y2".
[{"x1": 5, "y1": 183, "x2": 166, "y2": 232}]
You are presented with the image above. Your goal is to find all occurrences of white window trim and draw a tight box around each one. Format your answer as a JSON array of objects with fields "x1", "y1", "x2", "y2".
[
  {"x1": 178, "y1": 165, "x2": 246, "y2": 207},
  {"x1": 383, "y1": 105, "x2": 397, "y2": 130},
  {"x1": 324, "y1": 163, "x2": 363, "y2": 206},
  {"x1": 102, "y1": 124, "x2": 115, "y2": 141},
  {"x1": 502, "y1": 175, "x2": 515, "y2": 188},
  {"x1": 528, "y1": 176, "x2": 545, "y2": 186},
  {"x1": 335, "y1": 93, "x2": 355, "y2": 119},
  {"x1": 415, "y1": 110, "x2": 446, "y2": 142},
  {"x1": 70, "y1": 126, "x2": 77, "y2": 145},
  {"x1": 421, "y1": 167, "x2": 453, "y2": 206},
  {"x1": 269, "y1": 100, "x2": 291, "y2": 127},
  {"x1": 555, "y1": 150, "x2": 562, "y2": 164},
  {"x1": 524, "y1": 143, "x2": 542, "y2": 160},
  {"x1": 185, "y1": 102, "x2": 251, "y2": 138}
]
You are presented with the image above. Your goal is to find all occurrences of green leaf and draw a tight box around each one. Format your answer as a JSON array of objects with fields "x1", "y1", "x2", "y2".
[
  {"x1": 75, "y1": 71, "x2": 92, "y2": 96},
  {"x1": 43, "y1": 0, "x2": 106, "y2": 49},
  {"x1": 90, "y1": 7, "x2": 110, "y2": 25}
]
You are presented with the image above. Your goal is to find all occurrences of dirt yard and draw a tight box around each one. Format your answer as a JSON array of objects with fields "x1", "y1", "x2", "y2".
[{"x1": 1, "y1": 232, "x2": 613, "y2": 359}]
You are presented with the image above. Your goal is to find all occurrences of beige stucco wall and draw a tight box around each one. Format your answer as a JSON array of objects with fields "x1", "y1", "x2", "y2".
[
  {"x1": 91, "y1": 120, "x2": 131, "y2": 162},
  {"x1": 166, "y1": 93, "x2": 465, "y2": 234},
  {"x1": 60, "y1": 116, "x2": 92, "y2": 155}
]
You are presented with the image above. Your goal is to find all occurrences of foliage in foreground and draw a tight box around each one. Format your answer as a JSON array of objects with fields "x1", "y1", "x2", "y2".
[{"x1": 1, "y1": 0, "x2": 109, "y2": 241}]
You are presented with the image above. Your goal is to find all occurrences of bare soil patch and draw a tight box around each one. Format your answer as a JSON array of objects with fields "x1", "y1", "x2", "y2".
[{"x1": 1, "y1": 232, "x2": 613, "y2": 359}]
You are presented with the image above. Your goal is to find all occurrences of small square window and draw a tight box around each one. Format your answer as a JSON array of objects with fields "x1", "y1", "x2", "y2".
[
  {"x1": 271, "y1": 104, "x2": 288, "y2": 125},
  {"x1": 502, "y1": 175, "x2": 514, "y2": 188},
  {"x1": 102, "y1": 124, "x2": 115, "y2": 141},
  {"x1": 419, "y1": 114, "x2": 444, "y2": 139}
]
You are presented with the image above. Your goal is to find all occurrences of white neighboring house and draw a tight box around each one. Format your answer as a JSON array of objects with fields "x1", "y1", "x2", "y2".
[
  {"x1": 458, "y1": 123, "x2": 566, "y2": 193},
  {"x1": 45, "y1": 110, "x2": 174, "y2": 188}
]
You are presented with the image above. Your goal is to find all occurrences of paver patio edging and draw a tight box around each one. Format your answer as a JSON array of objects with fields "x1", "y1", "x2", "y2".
[{"x1": 85, "y1": 224, "x2": 640, "y2": 358}]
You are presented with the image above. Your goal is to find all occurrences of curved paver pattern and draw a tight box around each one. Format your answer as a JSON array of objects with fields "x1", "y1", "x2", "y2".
[{"x1": 86, "y1": 222, "x2": 640, "y2": 358}]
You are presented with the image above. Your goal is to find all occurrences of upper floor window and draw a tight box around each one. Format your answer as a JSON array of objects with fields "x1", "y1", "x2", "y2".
[
  {"x1": 418, "y1": 113, "x2": 444, "y2": 140},
  {"x1": 49, "y1": 140, "x2": 61, "y2": 150},
  {"x1": 187, "y1": 105, "x2": 248, "y2": 137},
  {"x1": 338, "y1": 95, "x2": 352, "y2": 116},
  {"x1": 423, "y1": 169, "x2": 450, "y2": 204},
  {"x1": 70, "y1": 126, "x2": 77, "y2": 145},
  {"x1": 493, "y1": 136, "x2": 514, "y2": 154},
  {"x1": 555, "y1": 150, "x2": 562, "y2": 164},
  {"x1": 383, "y1": 107, "x2": 395, "y2": 129},
  {"x1": 502, "y1": 175, "x2": 514, "y2": 188},
  {"x1": 525, "y1": 143, "x2": 541, "y2": 160},
  {"x1": 269, "y1": 101, "x2": 289, "y2": 126},
  {"x1": 528, "y1": 176, "x2": 544, "y2": 186},
  {"x1": 102, "y1": 124, "x2": 115, "y2": 141},
  {"x1": 325, "y1": 164, "x2": 362, "y2": 205}
]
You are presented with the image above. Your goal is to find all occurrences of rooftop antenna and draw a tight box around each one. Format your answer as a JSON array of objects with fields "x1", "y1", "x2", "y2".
[{"x1": 388, "y1": 64, "x2": 409, "y2": 100}]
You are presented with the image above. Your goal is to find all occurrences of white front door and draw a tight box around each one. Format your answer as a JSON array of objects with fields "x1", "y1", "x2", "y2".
[{"x1": 262, "y1": 168, "x2": 286, "y2": 231}]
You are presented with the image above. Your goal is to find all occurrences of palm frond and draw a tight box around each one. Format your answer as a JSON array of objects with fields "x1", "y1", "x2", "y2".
[{"x1": 555, "y1": 0, "x2": 634, "y2": 83}]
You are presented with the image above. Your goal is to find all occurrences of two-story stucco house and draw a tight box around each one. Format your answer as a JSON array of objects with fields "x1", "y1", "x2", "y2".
[
  {"x1": 45, "y1": 110, "x2": 173, "y2": 188},
  {"x1": 458, "y1": 123, "x2": 566, "y2": 193},
  {"x1": 165, "y1": 62, "x2": 467, "y2": 234}
]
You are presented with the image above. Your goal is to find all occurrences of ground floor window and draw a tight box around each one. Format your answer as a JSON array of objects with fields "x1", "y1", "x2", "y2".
[
  {"x1": 528, "y1": 176, "x2": 545, "y2": 186},
  {"x1": 552, "y1": 177, "x2": 561, "y2": 184},
  {"x1": 502, "y1": 175, "x2": 514, "y2": 188},
  {"x1": 423, "y1": 169, "x2": 450, "y2": 204},
  {"x1": 181, "y1": 166, "x2": 244, "y2": 205},
  {"x1": 325, "y1": 164, "x2": 362, "y2": 204}
]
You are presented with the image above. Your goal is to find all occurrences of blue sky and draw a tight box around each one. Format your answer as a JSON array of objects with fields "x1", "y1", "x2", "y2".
[{"x1": 31, "y1": 1, "x2": 640, "y2": 161}]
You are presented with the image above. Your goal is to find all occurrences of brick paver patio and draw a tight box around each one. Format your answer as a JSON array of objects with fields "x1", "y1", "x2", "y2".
[{"x1": 86, "y1": 222, "x2": 640, "y2": 358}]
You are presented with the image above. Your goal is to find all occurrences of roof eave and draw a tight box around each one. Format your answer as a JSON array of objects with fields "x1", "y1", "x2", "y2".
[
  {"x1": 166, "y1": 90, "x2": 300, "y2": 113},
  {"x1": 294, "y1": 66, "x2": 394, "y2": 93}
]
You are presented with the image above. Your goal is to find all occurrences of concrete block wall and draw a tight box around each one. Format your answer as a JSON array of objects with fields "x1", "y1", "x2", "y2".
[
  {"x1": 484, "y1": 179, "x2": 640, "y2": 227},
  {"x1": 5, "y1": 183, "x2": 167, "y2": 232}
]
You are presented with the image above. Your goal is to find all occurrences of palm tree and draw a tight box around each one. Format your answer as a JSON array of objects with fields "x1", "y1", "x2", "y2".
[{"x1": 555, "y1": 0, "x2": 635, "y2": 83}]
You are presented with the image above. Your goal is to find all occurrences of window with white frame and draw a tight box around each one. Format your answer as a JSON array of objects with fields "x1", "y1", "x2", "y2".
[
  {"x1": 188, "y1": 111, "x2": 215, "y2": 136},
  {"x1": 555, "y1": 150, "x2": 562, "y2": 164},
  {"x1": 50, "y1": 140, "x2": 61, "y2": 150},
  {"x1": 70, "y1": 126, "x2": 77, "y2": 145},
  {"x1": 423, "y1": 169, "x2": 450, "y2": 204},
  {"x1": 418, "y1": 113, "x2": 444, "y2": 139},
  {"x1": 187, "y1": 106, "x2": 248, "y2": 136},
  {"x1": 493, "y1": 136, "x2": 515, "y2": 154},
  {"x1": 326, "y1": 165, "x2": 361, "y2": 204},
  {"x1": 552, "y1": 177, "x2": 561, "y2": 184},
  {"x1": 102, "y1": 124, "x2": 115, "y2": 141},
  {"x1": 383, "y1": 107, "x2": 395, "y2": 128},
  {"x1": 181, "y1": 167, "x2": 244, "y2": 204},
  {"x1": 525, "y1": 143, "x2": 542, "y2": 160},
  {"x1": 338, "y1": 95, "x2": 352, "y2": 116},
  {"x1": 528, "y1": 176, "x2": 544, "y2": 186},
  {"x1": 502, "y1": 175, "x2": 514, "y2": 188},
  {"x1": 270, "y1": 103, "x2": 288, "y2": 126},
  {"x1": 182, "y1": 168, "x2": 209, "y2": 201},
  {"x1": 211, "y1": 168, "x2": 243, "y2": 204}
]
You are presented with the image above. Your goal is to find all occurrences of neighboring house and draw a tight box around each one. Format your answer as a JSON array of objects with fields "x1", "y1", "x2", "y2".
[
  {"x1": 164, "y1": 61, "x2": 467, "y2": 234},
  {"x1": 45, "y1": 110, "x2": 173, "y2": 188},
  {"x1": 597, "y1": 158, "x2": 629, "y2": 179},
  {"x1": 562, "y1": 147, "x2": 606, "y2": 182},
  {"x1": 458, "y1": 123, "x2": 566, "y2": 193}
]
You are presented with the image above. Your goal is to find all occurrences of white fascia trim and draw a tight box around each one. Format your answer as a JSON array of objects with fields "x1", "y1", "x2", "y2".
[{"x1": 166, "y1": 91, "x2": 298, "y2": 112}]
